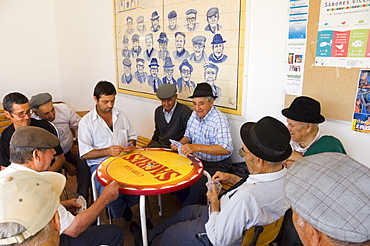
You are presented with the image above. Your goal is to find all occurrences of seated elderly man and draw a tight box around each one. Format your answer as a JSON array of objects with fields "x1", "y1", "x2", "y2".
[
  {"x1": 29, "y1": 92, "x2": 91, "y2": 201},
  {"x1": 0, "y1": 126, "x2": 124, "y2": 246},
  {"x1": 171, "y1": 83, "x2": 233, "y2": 206},
  {"x1": 280, "y1": 96, "x2": 347, "y2": 246},
  {"x1": 146, "y1": 83, "x2": 192, "y2": 148},
  {"x1": 282, "y1": 96, "x2": 346, "y2": 167},
  {"x1": 0, "y1": 171, "x2": 65, "y2": 246},
  {"x1": 285, "y1": 153, "x2": 370, "y2": 246},
  {"x1": 131, "y1": 116, "x2": 291, "y2": 246}
]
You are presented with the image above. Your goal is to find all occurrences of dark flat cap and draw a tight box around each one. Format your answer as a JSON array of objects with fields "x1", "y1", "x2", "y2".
[
  {"x1": 29, "y1": 93, "x2": 52, "y2": 109},
  {"x1": 156, "y1": 84, "x2": 177, "y2": 100},
  {"x1": 10, "y1": 126, "x2": 60, "y2": 149},
  {"x1": 285, "y1": 153, "x2": 370, "y2": 243}
]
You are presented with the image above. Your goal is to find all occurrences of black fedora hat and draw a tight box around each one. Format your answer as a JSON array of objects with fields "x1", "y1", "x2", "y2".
[
  {"x1": 282, "y1": 96, "x2": 325, "y2": 123},
  {"x1": 188, "y1": 83, "x2": 217, "y2": 99},
  {"x1": 240, "y1": 116, "x2": 292, "y2": 162}
]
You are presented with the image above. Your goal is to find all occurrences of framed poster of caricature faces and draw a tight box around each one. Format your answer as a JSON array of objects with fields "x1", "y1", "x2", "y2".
[{"x1": 114, "y1": 0, "x2": 245, "y2": 115}]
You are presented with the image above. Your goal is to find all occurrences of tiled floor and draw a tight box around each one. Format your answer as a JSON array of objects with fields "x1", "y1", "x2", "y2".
[{"x1": 62, "y1": 174, "x2": 183, "y2": 246}]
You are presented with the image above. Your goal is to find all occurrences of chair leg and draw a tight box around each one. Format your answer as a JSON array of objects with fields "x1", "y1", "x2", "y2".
[
  {"x1": 106, "y1": 208, "x2": 113, "y2": 224},
  {"x1": 91, "y1": 170, "x2": 100, "y2": 225},
  {"x1": 145, "y1": 196, "x2": 153, "y2": 218},
  {"x1": 158, "y1": 194, "x2": 162, "y2": 216}
]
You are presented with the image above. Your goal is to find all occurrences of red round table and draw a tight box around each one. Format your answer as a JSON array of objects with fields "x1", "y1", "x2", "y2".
[{"x1": 95, "y1": 148, "x2": 205, "y2": 246}]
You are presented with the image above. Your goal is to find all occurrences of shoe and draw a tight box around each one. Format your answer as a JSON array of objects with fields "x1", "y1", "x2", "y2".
[
  {"x1": 130, "y1": 221, "x2": 143, "y2": 246},
  {"x1": 123, "y1": 206, "x2": 133, "y2": 222}
]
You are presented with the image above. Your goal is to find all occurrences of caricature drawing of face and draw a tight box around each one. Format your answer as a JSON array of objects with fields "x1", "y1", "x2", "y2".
[
  {"x1": 207, "y1": 13, "x2": 219, "y2": 28},
  {"x1": 159, "y1": 42, "x2": 168, "y2": 52},
  {"x1": 186, "y1": 13, "x2": 196, "y2": 29},
  {"x1": 137, "y1": 22, "x2": 144, "y2": 31},
  {"x1": 127, "y1": 18, "x2": 133, "y2": 30},
  {"x1": 212, "y1": 43, "x2": 224, "y2": 57},
  {"x1": 146, "y1": 37, "x2": 153, "y2": 49},
  {"x1": 204, "y1": 67, "x2": 218, "y2": 84},
  {"x1": 137, "y1": 61, "x2": 144, "y2": 73},
  {"x1": 124, "y1": 65, "x2": 131, "y2": 76},
  {"x1": 169, "y1": 17, "x2": 177, "y2": 29},
  {"x1": 165, "y1": 68, "x2": 174, "y2": 80},
  {"x1": 193, "y1": 42, "x2": 205, "y2": 57},
  {"x1": 123, "y1": 42, "x2": 129, "y2": 50},
  {"x1": 181, "y1": 66, "x2": 191, "y2": 82},
  {"x1": 152, "y1": 19, "x2": 159, "y2": 29},
  {"x1": 175, "y1": 34, "x2": 185, "y2": 53},
  {"x1": 133, "y1": 40, "x2": 139, "y2": 51},
  {"x1": 150, "y1": 67, "x2": 159, "y2": 78}
]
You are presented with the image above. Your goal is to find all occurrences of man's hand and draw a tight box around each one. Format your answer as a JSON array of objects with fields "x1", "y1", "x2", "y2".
[
  {"x1": 101, "y1": 181, "x2": 120, "y2": 204},
  {"x1": 212, "y1": 171, "x2": 241, "y2": 185},
  {"x1": 170, "y1": 143, "x2": 178, "y2": 151},
  {"x1": 123, "y1": 143, "x2": 135, "y2": 153},
  {"x1": 60, "y1": 198, "x2": 81, "y2": 214},
  {"x1": 284, "y1": 151, "x2": 303, "y2": 169},
  {"x1": 206, "y1": 183, "x2": 221, "y2": 213},
  {"x1": 181, "y1": 144, "x2": 199, "y2": 156},
  {"x1": 107, "y1": 145, "x2": 125, "y2": 156}
]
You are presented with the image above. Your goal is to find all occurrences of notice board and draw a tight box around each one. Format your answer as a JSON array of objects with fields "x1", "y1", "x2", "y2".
[{"x1": 285, "y1": 0, "x2": 364, "y2": 122}]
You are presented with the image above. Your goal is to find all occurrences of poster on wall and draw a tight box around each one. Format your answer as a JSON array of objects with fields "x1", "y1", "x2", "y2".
[
  {"x1": 315, "y1": 0, "x2": 370, "y2": 68},
  {"x1": 113, "y1": 0, "x2": 245, "y2": 115},
  {"x1": 352, "y1": 69, "x2": 370, "y2": 133},
  {"x1": 284, "y1": 0, "x2": 309, "y2": 95}
]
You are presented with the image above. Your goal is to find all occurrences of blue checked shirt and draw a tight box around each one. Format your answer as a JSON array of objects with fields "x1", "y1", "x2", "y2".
[{"x1": 184, "y1": 107, "x2": 233, "y2": 162}]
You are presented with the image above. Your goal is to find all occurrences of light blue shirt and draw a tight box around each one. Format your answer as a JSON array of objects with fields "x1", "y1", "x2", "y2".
[
  {"x1": 184, "y1": 106, "x2": 233, "y2": 162},
  {"x1": 162, "y1": 102, "x2": 177, "y2": 123}
]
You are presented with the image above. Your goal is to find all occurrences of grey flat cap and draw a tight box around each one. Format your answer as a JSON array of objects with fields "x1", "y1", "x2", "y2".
[
  {"x1": 285, "y1": 152, "x2": 370, "y2": 243},
  {"x1": 29, "y1": 93, "x2": 52, "y2": 109},
  {"x1": 137, "y1": 15, "x2": 144, "y2": 23},
  {"x1": 192, "y1": 35, "x2": 206, "y2": 44},
  {"x1": 156, "y1": 84, "x2": 177, "y2": 100},
  {"x1": 10, "y1": 126, "x2": 60, "y2": 149},
  {"x1": 207, "y1": 7, "x2": 219, "y2": 17},
  {"x1": 123, "y1": 58, "x2": 132, "y2": 67},
  {"x1": 186, "y1": 9, "x2": 197, "y2": 15}
]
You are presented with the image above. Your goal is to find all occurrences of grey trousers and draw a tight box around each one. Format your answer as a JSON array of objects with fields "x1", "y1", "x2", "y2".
[{"x1": 149, "y1": 204, "x2": 212, "y2": 246}]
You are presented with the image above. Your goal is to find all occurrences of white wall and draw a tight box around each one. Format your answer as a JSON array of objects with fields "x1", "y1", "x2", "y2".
[
  {"x1": 0, "y1": 0, "x2": 62, "y2": 100},
  {"x1": 1, "y1": 0, "x2": 368, "y2": 165}
]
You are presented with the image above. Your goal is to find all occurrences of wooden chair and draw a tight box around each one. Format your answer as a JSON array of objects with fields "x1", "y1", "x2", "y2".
[
  {"x1": 0, "y1": 108, "x2": 12, "y2": 134},
  {"x1": 241, "y1": 216, "x2": 284, "y2": 246}
]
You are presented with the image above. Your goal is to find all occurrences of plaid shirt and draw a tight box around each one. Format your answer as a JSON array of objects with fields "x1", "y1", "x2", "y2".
[{"x1": 184, "y1": 107, "x2": 233, "y2": 162}]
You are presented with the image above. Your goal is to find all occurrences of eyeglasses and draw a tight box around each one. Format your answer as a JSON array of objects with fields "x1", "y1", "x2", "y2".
[
  {"x1": 181, "y1": 69, "x2": 191, "y2": 74},
  {"x1": 239, "y1": 147, "x2": 246, "y2": 158},
  {"x1": 193, "y1": 44, "x2": 204, "y2": 48},
  {"x1": 11, "y1": 109, "x2": 33, "y2": 118}
]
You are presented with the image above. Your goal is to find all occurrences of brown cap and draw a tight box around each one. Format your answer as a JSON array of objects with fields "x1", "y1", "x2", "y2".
[{"x1": 10, "y1": 126, "x2": 60, "y2": 149}]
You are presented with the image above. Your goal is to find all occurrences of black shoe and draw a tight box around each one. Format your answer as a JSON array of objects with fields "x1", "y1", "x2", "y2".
[
  {"x1": 130, "y1": 221, "x2": 143, "y2": 246},
  {"x1": 123, "y1": 206, "x2": 133, "y2": 222}
]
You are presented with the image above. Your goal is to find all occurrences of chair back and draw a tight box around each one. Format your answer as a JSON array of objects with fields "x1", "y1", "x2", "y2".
[{"x1": 241, "y1": 216, "x2": 284, "y2": 246}]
